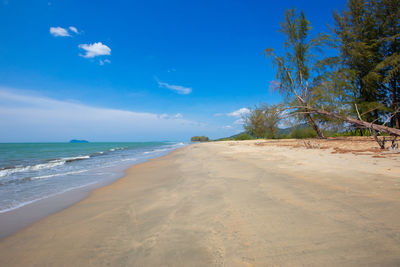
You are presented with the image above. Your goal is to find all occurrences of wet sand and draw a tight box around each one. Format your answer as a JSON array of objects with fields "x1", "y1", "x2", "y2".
[{"x1": 0, "y1": 140, "x2": 400, "y2": 266}]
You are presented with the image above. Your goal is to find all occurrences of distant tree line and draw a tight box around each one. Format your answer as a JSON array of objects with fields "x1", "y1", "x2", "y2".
[{"x1": 190, "y1": 136, "x2": 209, "y2": 142}]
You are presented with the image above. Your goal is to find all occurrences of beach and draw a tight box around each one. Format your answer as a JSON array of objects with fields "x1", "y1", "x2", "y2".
[
  {"x1": 1, "y1": 139, "x2": 400, "y2": 266},
  {"x1": 0, "y1": 142, "x2": 185, "y2": 239}
]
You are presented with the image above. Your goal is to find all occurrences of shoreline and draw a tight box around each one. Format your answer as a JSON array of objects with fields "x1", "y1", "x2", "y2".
[
  {"x1": 1, "y1": 140, "x2": 399, "y2": 265},
  {"x1": 0, "y1": 146, "x2": 185, "y2": 240}
]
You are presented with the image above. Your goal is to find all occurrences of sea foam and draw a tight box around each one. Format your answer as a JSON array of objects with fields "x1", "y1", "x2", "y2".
[{"x1": 0, "y1": 155, "x2": 91, "y2": 178}]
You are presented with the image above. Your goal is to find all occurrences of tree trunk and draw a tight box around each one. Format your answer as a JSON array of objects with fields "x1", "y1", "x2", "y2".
[
  {"x1": 304, "y1": 110, "x2": 326, "y2": 139},
  {"x1": 308, "y1": 108, "x2": 400, "y2": 137},
  {"x1": 298, "y1": 99, "x2": 326, "y2": 139},
  {"x1": 392, "y1": 79, "x2": 399, "y2": 129}
]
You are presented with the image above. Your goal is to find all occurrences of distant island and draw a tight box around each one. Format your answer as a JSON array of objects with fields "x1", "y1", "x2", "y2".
[{"x1": 69, "y1": 139, "x2": 89, "y2": 143}]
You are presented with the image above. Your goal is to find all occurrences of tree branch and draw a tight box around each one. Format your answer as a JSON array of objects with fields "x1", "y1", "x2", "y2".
[
  {"x1": 291, "y1": 106, "x2": 400, "y2": 137},
  {"x1": 355, "y1": 104, "x2": 363, "y2": 121}
]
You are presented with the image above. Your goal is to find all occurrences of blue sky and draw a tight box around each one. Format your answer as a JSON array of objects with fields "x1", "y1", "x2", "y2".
[{"x1": 0, "y1": 0, "x2": 346, "y2": 142}]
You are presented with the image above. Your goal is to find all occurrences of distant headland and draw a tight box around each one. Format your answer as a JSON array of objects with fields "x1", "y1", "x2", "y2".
[
  {"x1": 69, "y1": 139, "x2": 89, "y2": 143},
  {"x1": 190, "y1": 136, "x2": 209, "y2": 142}
]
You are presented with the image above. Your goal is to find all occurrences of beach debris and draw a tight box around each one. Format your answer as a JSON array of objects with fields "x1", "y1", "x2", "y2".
[{"x1": 303, "y1": 140, "x2": 320, "y2": 149}]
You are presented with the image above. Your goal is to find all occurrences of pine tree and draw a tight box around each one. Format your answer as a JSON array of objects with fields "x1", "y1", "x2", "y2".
[
  {"x1": 374, "y1": 0, "x2": 400, "y2": 128},
  {"x1": 333, "y1": 0, "x2": 399, "y2": 127},
  {"x1": 265, "y1": 9, "x2": 328, "y2": 138}
]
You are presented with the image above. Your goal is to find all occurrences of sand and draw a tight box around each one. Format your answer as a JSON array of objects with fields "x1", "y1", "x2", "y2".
[{"x1": 0, "y1": 139, "x2": 400, "y2": 266}]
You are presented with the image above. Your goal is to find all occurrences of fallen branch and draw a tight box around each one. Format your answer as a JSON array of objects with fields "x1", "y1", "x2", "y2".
[
  {"x1": 281, "y1": 105, "x2": 400, "y2": 149},
  {"x1": 371, "y1": 128, "x2": 386, "y2": 149},
  {"x1": 305, "y1": 108, "x2": 400, "y2": 137}
]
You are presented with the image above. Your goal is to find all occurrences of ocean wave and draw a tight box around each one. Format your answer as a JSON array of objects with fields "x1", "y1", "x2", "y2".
[
  {"x1": 62, "y1": 155, "x2": 90, "y2": 162},
  {"x1": 0, "y1": 161, "x2": 66, "y2": 178},
  {"x1": 30, "y1": 169, "x2": 88, "y2": 180},
  {"x1": 119, "y1": 157, "x2": 138, "y2": 162},
  {"x1": 0, "y1": 155, "x2": 91, "y2": 178},
  {"x1": 143, "y1": 148, "x2": 169, "y2": 154},
  {"x1": 0, "y1": 143, "x2": 186, "y2": 213},
  {"x1": 109, "y1": 147, "x2": 126, "y2": 152}
]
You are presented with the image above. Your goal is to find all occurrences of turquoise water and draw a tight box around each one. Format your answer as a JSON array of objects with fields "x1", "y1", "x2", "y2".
[{"x1": 0, "y1": 142, "x2": 185, "y2": 213}]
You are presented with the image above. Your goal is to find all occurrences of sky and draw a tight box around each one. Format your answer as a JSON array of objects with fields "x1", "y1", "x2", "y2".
[{"x1": 0, "y1": 0, "x2": 347, "y2": 142}]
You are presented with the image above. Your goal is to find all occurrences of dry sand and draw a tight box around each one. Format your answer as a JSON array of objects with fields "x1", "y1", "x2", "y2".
[{"x1": 1, "y1": 139, "x2": 400, "y2": 266}]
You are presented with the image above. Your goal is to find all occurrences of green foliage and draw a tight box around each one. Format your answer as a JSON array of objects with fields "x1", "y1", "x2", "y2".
[
  {"x1": 233, "y1": 133, "x2": 254, "y2": 140},
  {"x1": 333, "y1": 0, "x2": 400, "y2": 127},
  {"x1": 243, "y1": 104, "x2": 282, "y2": 139},
  {"x1": 213, "y1": 132, "x2": 254, "y2": 141},
  {"x1": 289, "y1": 126, "x2": 318, "y2": 139},
  {"x1": 279, "y1": 133, "x2": 290, "y2": 139},
  {"x1": 243, "y1": 107, "x2": 267, "y2": 138},
  {"x1": 329, "y1": 128, "x2": 371, "y2": 136},
  {"x1": 214, "y1": 137, "x2": 230, "y2": 141},
  {"x1": 190, "y1": 136, "x2": 209, "y2": 142}
]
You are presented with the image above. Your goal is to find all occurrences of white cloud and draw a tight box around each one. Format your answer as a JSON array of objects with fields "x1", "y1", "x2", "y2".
[
  {"x1": 159, "y1": 113, "x2": 169, "y2": 119},
  {"x1": 78, "y1": 42, "x2": 111, "y2": 58},
  {"x1": 157, "y1": 81, "x2": 192, "y2": 95},
  {"x1": 234, "y1": 118, "x2": 245, "y2": 125},
  {"x1": 222, "y1": 125, "x2": 233, "y2": 129},
  {"x1": 0, "y1": 88, "x2": 207, "y2": 142},
  {"x1": 227, "y1": 108, "x2": 250, "y2": 117},
  {"x1": 158, "y1": 113, "x2": 183, "y2": 120},
  {"x1": 174, "y1": 113, "x2": 183, "y2": 119},
  {"x1": 99, "y1": 59, "x2": 111, "y2": 66},
  {"x1": 50, "y1": 27, "x2": 70, "y2": 37},
  {"x1": 50, "y1": 26, "x2": 80, "y2": 37},
  {"x1": 69, "y1": 26, "x2": 79, "y2": 34}
]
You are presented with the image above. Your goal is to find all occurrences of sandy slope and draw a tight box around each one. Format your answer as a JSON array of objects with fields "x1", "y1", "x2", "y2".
[{"x1": 0, "y1": 140, "x2": 400, "y2": 266}]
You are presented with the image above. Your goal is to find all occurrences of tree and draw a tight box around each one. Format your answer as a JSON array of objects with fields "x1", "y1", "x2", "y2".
[
  {"x1": 263, "y1": 6, "x2": 400, "y2": 148},
  {"x1": 243, "y1": 104, "x2": 282, "y2": 139},
  {"x1": 256, "y1": 4, "x2": 400, "y2": 148},
  {"x1": 374, "y1": 0, "x2": 400, "y2": 128},
  {"x1": 265, "y1": 9, "x2": 328, "y2": 138},
  {"x1": 333, "y1": 0, "x2": 400, "y2": 127}
]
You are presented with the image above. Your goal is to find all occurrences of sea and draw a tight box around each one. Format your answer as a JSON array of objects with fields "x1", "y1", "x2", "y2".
[{"x1": 0, "y1": 142, "x2": 186, "y2": 214}]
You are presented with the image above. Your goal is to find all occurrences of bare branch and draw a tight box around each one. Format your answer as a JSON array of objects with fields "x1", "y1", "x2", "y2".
[
  {"x1": 361, "y1": 107, "x2": 378, "y2": 117},
  {"x1": 304, "y1": 80, "x2": 309, "y2": 101},
  {"x1": 300, "y1": 72, "x2": 304, "y2": 99},
  {"x1": 268, "y1": 52, "x2": 306, "y2": 104},
  {"x1": 382, "y1": 107, "x2": 400, "y2": 126},
  {"x1": 354, "y1": 104, "x2": 363, "y2": 121}
]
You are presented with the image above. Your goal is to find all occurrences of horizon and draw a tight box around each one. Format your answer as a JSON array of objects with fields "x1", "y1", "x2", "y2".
[{"x1": 0, "y1": 0, "x2": 346, "y2": 142}]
